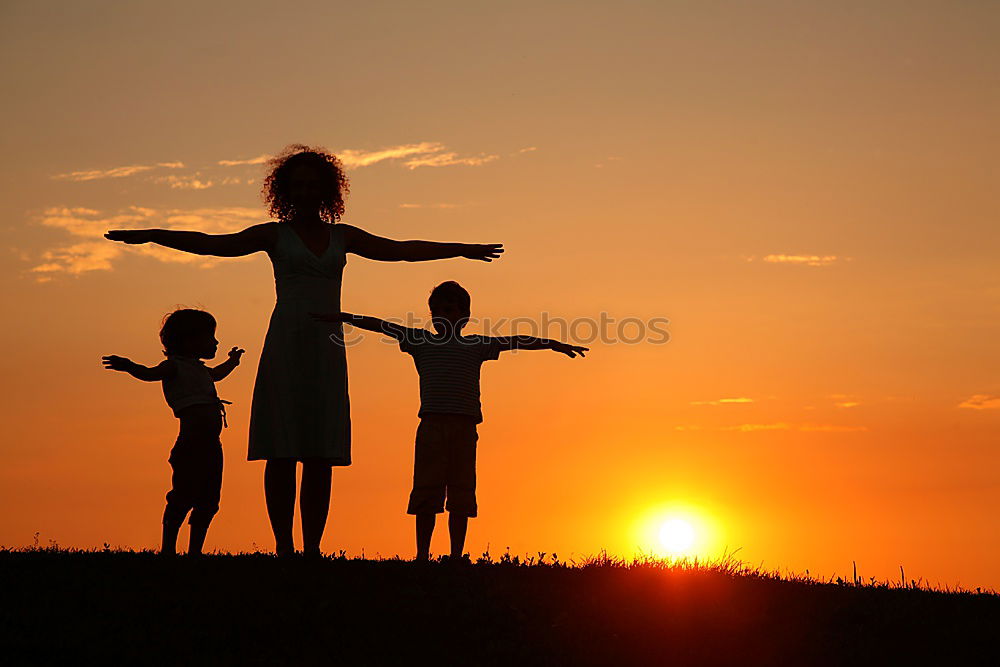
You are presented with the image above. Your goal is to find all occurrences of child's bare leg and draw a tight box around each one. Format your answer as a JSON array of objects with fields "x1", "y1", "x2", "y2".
[
  {"x1": 264, "y1": 459, "x2": 297, "y2": 556},
  {"x1": 301, "y1": 461, "x2": 332, "y2": 556},
  {"x1": 188, "y1": 450, "x2": 222, "y2": 557},
  {"x1": 448, "y1": 513, "x2": 468, "y2": 559},
  {"x1": 161, "y1": 506, "x2": 185, "y2": 556},
  {"x1": 188, "y1": 520, "x2": 209, "y2": 556},
  {"x1": 415, "y1": 513, "x2": 436, "y2": 561},
  {"x1": 188, "y1": 507, "x2": 217, "y2": 556}
]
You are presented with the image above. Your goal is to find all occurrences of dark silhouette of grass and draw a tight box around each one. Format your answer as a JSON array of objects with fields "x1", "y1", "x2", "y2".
[{"x1": 2, "y1": 546, "x2": 997, "y2": 666}]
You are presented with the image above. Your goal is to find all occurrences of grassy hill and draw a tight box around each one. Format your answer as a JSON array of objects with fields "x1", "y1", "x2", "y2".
[{"x1": 2, "y1": 548, "x2": 997, "y2": 666}]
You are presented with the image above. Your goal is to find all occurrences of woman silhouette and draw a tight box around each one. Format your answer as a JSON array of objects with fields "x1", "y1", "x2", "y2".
[{"x1": 106, "y1": 145, "x2": 503, "y2": 557}]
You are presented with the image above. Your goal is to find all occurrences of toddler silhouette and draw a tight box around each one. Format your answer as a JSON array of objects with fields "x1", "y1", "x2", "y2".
[{"x1": 102, "y1": 309, "x2": 243, "y2": 556}]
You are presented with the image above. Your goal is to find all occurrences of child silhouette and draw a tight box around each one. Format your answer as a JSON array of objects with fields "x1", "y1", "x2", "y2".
[
  {"x1": 102, "y1": 309, "x2": 244, "y2": 556},
  {"x1": 314, "y1": 281, "x2": 587, "y2": 562}
]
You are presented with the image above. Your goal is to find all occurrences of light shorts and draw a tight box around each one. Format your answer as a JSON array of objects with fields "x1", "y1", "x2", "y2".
[{"x1": 406, "y1": 413, "x2": 478, "y2": 517}]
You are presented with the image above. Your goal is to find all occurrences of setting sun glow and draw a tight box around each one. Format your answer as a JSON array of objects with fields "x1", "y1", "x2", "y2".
[
  {"x1": 659, "y1": 519, "x2": 696, "y2": 555},
  {"x1": 634, "y1": 505, "x2": 720, "y2": 560}
]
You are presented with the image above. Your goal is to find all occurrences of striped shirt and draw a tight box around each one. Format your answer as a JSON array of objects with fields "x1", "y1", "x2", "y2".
[{"x1": 400, "y1": 330, "x2": 503, "y2": 423}]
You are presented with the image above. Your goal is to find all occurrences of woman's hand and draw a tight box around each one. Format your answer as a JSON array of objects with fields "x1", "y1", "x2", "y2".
[
  {"x1": 462, "y1": 243, "x2": 504, "y2": 262},
  {"x1": 551, "y1": 342, "x2": 589, "y2": 358},
  {"x1": 105, "y1": 229, "x2": 154, "y2": 244}
]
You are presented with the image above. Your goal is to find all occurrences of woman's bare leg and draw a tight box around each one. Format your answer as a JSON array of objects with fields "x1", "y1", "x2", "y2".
[
  {"x1": 264, "y1": 459, "x2": 297, "y2": 556},
  {"x1": 300, "y1": 460, "x2": 332, "y2": 556}
]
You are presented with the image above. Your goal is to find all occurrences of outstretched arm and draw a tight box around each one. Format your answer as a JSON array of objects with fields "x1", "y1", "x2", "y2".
[
  {"x1": 311, "y1": 311, "x2": 414, "y2": 341},
  {"x1": 208, "y1": 347, "x2": 245, "y2": 381},
  {"x1": 102, "y1": 356, "x2": 177, "y2": 381},
  {"x1": 497, "y1": 336, "x2": 589, "y2": 358},
  {"x1": 341, "y1": 224, "x2": 503, "y2": 263},
  {"x1": 104, "y1": 223, "x2": 275, "y2": 257}
]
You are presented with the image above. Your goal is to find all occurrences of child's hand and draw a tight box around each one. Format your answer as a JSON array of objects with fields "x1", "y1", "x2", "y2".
[
  {"x1": 462, "y1": 243, "x2": 504, "y2": 262},
  {"x1": 104, "y1": 229, "x2": 153, "y2": 244},
  {"x1": 552, "y1": 342, "x2": 589, "y2": 358},
  {"x1": 310, "y1": 311, "x2": 348, "y2": 323},
  {"x1": 227, "y1": 347, "x2": 245, "y2": 364},
  {"x1": 102, "y1": 355, "x2": 134, "y2": 371}
]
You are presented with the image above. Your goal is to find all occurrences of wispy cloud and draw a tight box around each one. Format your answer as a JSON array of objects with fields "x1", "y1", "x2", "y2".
[
  {"x1": 156, "y1": 207, "x2": 261, "y2": 233},
  {"x1": 719, "y1": 422, "x2": 868, "y2": 432},
  {"x1": 217, "y1": 154, "x2": 271, "y2": 167},
  {"x1": 31, "y1": 242, "x2": 123, "y2": 279},
  {"x1": 30, "y1": 206, "x2": 261, "y2": 279},
  {"x1": 402, "y1": 151, "x2": 499, "y2": 169},
  {"x1": 690, "y1": 397, "x2": 754, "y2": 406},
  {"x1": 674, "y1": 421, "x2": 867, "y2": 432},
  {"x1": 38, "y1": 206, "x2": 154, "y2": 238},
  {"x1": 337, "y1": 142, "x2": 499, "y2": 169},
  {"x1": 154, "y1": 174, "x2": 215, "y2": 190},
  {"x1": 338, "y1": 142, "x2": 443, "y2": 168},
  {"x1": 958, "y1": 394, "x2": 1000, "y2": 410},
  {"x1": 828, "y1": 394, "x2": 861, "y2": 408},
  {"x1": 217, "y1": 143, "x2": 501, "y2": 171},
  {"x1": 756, "y1": 254, "x2": 847, "y2": 267},
  {"x1": 59, "y1": 143, "x2": 502, "y2": 187},
  {"x1": 54, "y1": 162, "x2": 184, "y2": 182},
  {"x1": 722, "y1": 422, "x2": 793, "y2": 432}
]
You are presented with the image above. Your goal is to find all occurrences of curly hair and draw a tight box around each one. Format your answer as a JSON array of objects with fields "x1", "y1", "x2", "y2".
[
  {"x1": 160, "y1": 308, "x2": 216, "y2": 356},
  {"x1": 262, "y1": 144, "x2": 350, "y2": 223}
]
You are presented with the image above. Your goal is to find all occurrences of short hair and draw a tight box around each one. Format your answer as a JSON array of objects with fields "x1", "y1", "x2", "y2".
[
  {"x1": 428, "y1": 281, "x2": 471, "y2": 313},
  {"x1": 159, "y1": 309, "x2": 216, "y2": 356},
  {"x1": 262, "y1": 144, "x2": 350, "y2": 223}
]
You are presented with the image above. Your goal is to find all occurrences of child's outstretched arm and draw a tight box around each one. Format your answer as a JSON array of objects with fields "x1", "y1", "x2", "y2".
[
  {"x1": 341, "y1": 225, "x2": 503, "y2": 263},
  {"x1": 208, "y1": 347, "x2": 245, "y2": 381},
  {"x1": 497, "y1": 336, "x2": 589, "y2": 358},
  {"x1": 311, "y1": 311, "x2": 413, "y2": 341},
  {"x1": 102, "y1": 356, "x2": 177, "y2": 381}
]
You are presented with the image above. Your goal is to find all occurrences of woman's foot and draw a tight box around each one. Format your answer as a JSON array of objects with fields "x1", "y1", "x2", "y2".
[{"x1": 441, "y1": 554, "x2": 471, "y2": 567}]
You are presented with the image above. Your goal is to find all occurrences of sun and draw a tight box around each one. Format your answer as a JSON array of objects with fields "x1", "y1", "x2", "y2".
[
  {"x1": 634, "y1": 503, "x2": 720, "y2": 560},
  {"x1": 658, "y1": 518, "x2": 696, "y2": 555}
]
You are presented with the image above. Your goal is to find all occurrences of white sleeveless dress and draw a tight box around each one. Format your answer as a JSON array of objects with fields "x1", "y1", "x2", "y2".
[{"x1": 248, "y1": 222, "x2": 351, "y2": 464}]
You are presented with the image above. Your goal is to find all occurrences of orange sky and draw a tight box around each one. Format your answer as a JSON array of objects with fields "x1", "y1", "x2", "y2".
[{"x1": 2, "y1": 1, "x2": 998, "y2": 588}]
